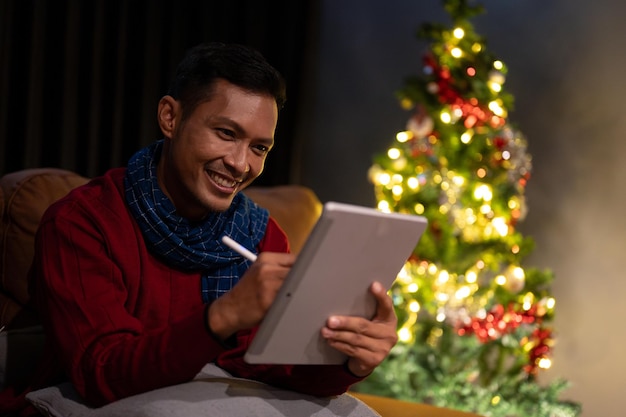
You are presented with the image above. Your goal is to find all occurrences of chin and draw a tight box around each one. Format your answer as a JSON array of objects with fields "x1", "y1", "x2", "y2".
[{"x1": 205, "y1": 195, "x2": 236, "y2": 213}]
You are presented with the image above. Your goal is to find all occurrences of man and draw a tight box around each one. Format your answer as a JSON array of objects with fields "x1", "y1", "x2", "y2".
[{"x1": 0, "y1": 42, "x2": 398, "y2": 414}]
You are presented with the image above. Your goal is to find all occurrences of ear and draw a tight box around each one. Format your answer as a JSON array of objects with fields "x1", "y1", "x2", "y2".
[{"x1": 157, "y1": 96, "x2": 180, "y2": 139}]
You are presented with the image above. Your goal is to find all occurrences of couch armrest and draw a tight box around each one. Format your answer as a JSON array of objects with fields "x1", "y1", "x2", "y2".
[
  {"x1": 244, "y1": 185, "x2": 323, "y2": 254},
  {"x1": 0, "y1": 168, "x2": 89, "y2": 328}
]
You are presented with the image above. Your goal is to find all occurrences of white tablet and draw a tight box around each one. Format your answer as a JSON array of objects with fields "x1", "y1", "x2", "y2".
[{"x1": 244, "y1": 201, "x2": 428, "y2": 365}]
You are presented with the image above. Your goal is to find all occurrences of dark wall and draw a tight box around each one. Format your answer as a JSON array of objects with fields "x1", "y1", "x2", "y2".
[{"x1": 0, "y1": 0, "x2": 317, "y2": 186}]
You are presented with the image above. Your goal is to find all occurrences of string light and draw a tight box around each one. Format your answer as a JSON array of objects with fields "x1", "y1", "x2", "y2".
[
  {"x1": 455, "y1": 286, "x2": 472, "y2": 299},
  {"x1": 377, "y1": 172, "x2": 391, "y2": 186},
  {"x1": 398, "y1": 327, "x2": 412, "y2": 342},
  {"x1": 387, "y1": 148, "x2": 401, "y2": 159},
  {"x1": 451, "y1": 47, "x2": 463, "y2": 58},
  {"x1": 453, "y1": 27, "x2": 465, "y2": 39},
  {"x1": 437, "y1": 270, "x2": 450, "y2": 284},
  {"x1": 474, "y1": 184, "x2": 493, "y2": 201},
  {"x1": 488, "y1": 100, "x2": 505, "y2": 117},
  {"x1": 489, "y1": 81, "x2": 502, "y2": 93},
  {"x1": 396, "y1": 131, "x2": 411, "y2": 143},
  {"x1": 377, "y1": 200, "x2": 391, "y2": 213},
  {"x1": 538, "y1": 357, "x2": 552, "y2": 369},
  {"x1": 492, "y1": 217, "x2": 509, "y2": 236}
]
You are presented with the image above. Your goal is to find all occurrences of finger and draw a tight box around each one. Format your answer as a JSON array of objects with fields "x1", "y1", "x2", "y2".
[
  {"x1": 325, "y1": 337, "x2": 374, "y2": 359},
  {"x1": 326, "y1": 315, "x2": 371, "y2": 336},
  {"x1": 323, "y1": 317, "x2": 395, "y2": 346},
  {"x1": 256, "y1": 251, "x2": 297, "y2": 266},
  {"x1": 321, "y1": 325, "x2": 375, "y2": 357},
  {"x1": 369, "y1": 281, "x2": 397, "y2": 323},
  {"x1": 322, "y1": 328, "x2": 390, "y2": 375}
]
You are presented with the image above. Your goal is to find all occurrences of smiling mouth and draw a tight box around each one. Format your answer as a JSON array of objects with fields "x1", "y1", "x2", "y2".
[{"x1": 207, "y1": 171, "x2": 243, "y2": 189}]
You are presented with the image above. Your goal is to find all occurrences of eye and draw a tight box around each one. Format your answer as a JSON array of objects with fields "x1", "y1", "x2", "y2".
[
  {"x1": 216, "y1": 128, "x2": 235, "y2": 139},
  {"x1": 252, "y1": 144, "x2": 270, "y2": 155}
]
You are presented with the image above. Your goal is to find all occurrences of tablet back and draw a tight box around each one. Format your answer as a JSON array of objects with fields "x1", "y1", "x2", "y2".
[{"x1": 244, "y1": 201, "x2": 428, "y2": 365}]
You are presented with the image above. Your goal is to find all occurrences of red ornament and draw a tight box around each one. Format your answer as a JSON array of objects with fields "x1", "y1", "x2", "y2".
[
  {"x1": 493, "y1": 136, "x2": 507, "y2": 149},
  {"x1": 421, "y1": 52, "x2": 501, "y2": 130},
  {"x1": 525, "y1": 327, "x2": 553, "y2": 374},
  {"x1": 457, "y1": 303, "x2": 552, "y2": 374}
]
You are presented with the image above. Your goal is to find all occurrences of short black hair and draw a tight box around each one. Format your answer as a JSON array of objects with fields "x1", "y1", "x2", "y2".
[{"x1": 167, "y1": 42, "x2": 287, "y2": 121}]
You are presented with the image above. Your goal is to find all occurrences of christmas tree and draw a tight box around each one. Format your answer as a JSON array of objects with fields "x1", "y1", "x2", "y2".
[{"x1": 357, "y1": 1, "x2": 581, "y2": 416}]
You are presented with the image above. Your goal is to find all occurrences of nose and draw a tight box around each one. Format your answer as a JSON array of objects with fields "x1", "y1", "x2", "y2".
[{"x1": 224, "y1": 142, "x2": 249, "y2": 176}]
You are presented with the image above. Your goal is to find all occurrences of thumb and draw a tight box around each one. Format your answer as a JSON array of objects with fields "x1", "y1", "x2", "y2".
[{"x1": 370, "y1": 281, "x2": 396, "y2": 323}]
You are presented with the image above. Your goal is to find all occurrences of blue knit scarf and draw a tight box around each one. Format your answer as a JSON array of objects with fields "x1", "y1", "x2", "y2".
[{"x1": 124, "y1": 140, "x2": 269, "y2": 303}]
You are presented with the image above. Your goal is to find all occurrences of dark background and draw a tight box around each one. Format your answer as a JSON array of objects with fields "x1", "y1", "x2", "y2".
[{"x1": 0, "y1": 0, "x2": 316, "y2": 185}]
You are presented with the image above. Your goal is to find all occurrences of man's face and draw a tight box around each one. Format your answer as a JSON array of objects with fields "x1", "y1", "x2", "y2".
[{"x1": 157, "y1": 79, "x2": 278, "y2": 219}]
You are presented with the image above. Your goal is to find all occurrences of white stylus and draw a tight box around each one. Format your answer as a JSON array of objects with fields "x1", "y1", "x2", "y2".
[{"x1": 221, "y1": 235, "x2": 258, "y2": 262}]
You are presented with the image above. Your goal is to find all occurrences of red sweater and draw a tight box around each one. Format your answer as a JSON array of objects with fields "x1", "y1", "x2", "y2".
[{"x1": 0, "y1": 168, "x2": 361, "y2": 414}]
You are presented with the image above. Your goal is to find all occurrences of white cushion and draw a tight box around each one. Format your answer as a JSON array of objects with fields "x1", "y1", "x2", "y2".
[{"x1": 26, "y1": 363, "x2": 380, "y2": 417}]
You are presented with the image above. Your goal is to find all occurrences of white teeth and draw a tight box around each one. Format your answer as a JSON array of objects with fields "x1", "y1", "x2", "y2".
[{"x1": 209, "y1": 172, "x2": 237, "y2": 188}]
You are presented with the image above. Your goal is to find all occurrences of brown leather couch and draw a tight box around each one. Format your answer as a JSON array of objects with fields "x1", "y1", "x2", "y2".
[{"x1": 0, "y1": 168, "x2": 481, "y2": 417}]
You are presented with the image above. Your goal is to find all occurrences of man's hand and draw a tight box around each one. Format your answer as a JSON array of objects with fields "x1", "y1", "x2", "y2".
[
  {"x1": 207, "y1": 252, "x2": 295, "y2": 340},
  {"x1": 320, "y1": 281, "x2": 398, "y2": 377}
]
